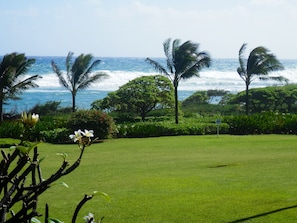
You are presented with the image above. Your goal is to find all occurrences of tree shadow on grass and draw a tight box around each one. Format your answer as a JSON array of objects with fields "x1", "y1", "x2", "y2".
[{"x1": 228, "y1": 204, "x2": 297, "y2": 223}]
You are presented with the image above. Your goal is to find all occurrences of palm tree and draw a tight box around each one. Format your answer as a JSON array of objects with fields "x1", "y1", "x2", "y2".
[
  {"x1": 51, "y1": 52, "x2": 108, "y2": 112},
  {"x1": 146, "y1": 38, "x2": 211, "y2": 124},
  {"x1": 0, "y1": 53, "x2": 41, "y2": 121},
  {"x1": 237, "y1": 43, "x2": 286, "y2": 114}
]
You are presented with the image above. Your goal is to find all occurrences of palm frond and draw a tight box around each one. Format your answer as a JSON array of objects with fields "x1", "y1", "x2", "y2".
[
  {"x1": 0, "y1": 53, "x2": 39, "y2": 104},
  {"x1": 74, "y1": 55, "x2": 102, "y2": 89},
  {"x1": 82, "y1": 59, "x2": 101, "y2": 76},
  {"x1": 180, "y1": 52, "x2": 211, "y2": 80},
  {"x1": 259, "y1": 75, "x2": 288, "y2": 83},
  {"x1": 72, "y1": 54, "x2": 94, "y2": 85},
  {"x1": 238, "y1": 43, "x2": 247, "y2": 76},
  {"x1": 163, "y1": 38, "x2": 174, "y2": 73},
  {"x1": 0, "y1": 53, "x2": 35, "y2": 79},
  {"x1": 247, "y1": 46, "x2": 284, "y2": 76},
  {"x1": 77, "y1": 72, "x2": 108, "y2": 90},
  {"x1": 9, "y1": 74, "x2": 41, "y2": 95},
  {"x1": 15, "y1": 58, "x2": 35, "y2": 78},
  {"x1": 145, "y1": 58, "x2": 170, "y2": 76},
  {"x1": 237, "y1": 67, "x2": 247, "y2": 81},
  {"x1": 195, "y1": 52, "x2": 211, "y2": 69},
  {"x1": 66, "y1": 52, "x2": 74, "y2": 74},
  {"x1": 51, "y1": 60, "x2": 70, "y2": 89},
  {"x1": 175, "y1": 41, "x2": 210, "y2": 80}
]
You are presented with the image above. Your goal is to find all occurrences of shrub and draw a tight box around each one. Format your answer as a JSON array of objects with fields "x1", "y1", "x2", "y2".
[
  {"x1": 40, "y1": 128, "x2": 71, "y2": 143},
  {"x1": 226, "y1": 112, "x2": 297, "y2": 135},
  {"x1": 23, "y1": 115, "x2": 68, "y2": 141},
  {"x1": 116, "y1": 121, "x2": 229, "y2": 138},
  {"x1": 0, "y1": 121, "x2": 23, "y2": 139},
  {"x1": 67, "y1": 110, "x2": 115, "y2": 139}
]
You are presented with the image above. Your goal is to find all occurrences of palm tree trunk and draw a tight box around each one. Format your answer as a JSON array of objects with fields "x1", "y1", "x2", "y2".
[
  {"x1": 72, "y1": 92, "x2": 76, "y2": 112},
  {"x1": 245, "y1": 83, "x2": 249, "y2": 115},
  {"x1": 0, "y1": 98, "x2": 3, "y2": 122},
  {"x1": 174, "y1": 86, "x2": 179, "y2": 124}
]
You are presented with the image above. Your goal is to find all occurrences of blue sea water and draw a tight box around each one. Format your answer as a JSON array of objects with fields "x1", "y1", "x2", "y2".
[{"x1": 4, "y1": 57, "x2": 297, "y2": 113}]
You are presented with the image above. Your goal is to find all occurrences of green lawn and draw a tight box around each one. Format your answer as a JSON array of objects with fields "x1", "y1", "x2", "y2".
[{"x1": 32, "y1": 135, "x2": 297, "y2": 222}]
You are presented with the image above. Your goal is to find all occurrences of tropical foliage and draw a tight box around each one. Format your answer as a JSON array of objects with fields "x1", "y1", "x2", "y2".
[
  {"x1": 237, "y1": 43, "x2": 286, "y2": 114},
  {"x1": 182, "y1": 89, "x2": 229, "y2": 107},
  {"x1": 67, "y1": 110, "x2": 115, "y2": 139},
  {"x1": 51, "y1": 52, "x2": 108, "y2": 112},
  {"x1": 91, "y1": 75, "x2": 174, "y2": 121},
  {"x1": 0, "y1": 112, "x2": 109, "y2": 222},
  {"x1": 226, "y1": 112, "x2": 297, "y2": 135},
  {"x1": 0, "y1": 53, "x2": 41, "y2": 121},
  {"x1": 226, "y1": 85, "x2": 297, "y2": 114},
  {"x1": 146, "y1": 38, "x2": 211, "y2": 124},
  {"x1": 116, "y1": 120, "x2": 229, "y2": 138}
]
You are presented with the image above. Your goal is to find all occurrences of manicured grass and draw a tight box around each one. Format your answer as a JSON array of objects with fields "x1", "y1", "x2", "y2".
[{"x1": 32, "y1": 135, "x2": 297, "y2": 222}]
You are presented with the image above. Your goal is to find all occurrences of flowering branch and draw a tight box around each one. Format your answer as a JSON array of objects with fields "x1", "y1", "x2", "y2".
[{"x1": 0, "y1": 110, "x2": 104, "y2": 222}]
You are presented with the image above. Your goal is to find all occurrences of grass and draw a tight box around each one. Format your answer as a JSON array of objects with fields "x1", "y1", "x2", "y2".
[{"x1": 12, "y1": 135, "x2": 297, "y2": 222}]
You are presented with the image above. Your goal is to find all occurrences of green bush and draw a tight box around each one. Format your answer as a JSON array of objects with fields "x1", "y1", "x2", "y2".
[
  {"x1": 0, "y1": 121, "x2": 23, "y2": 139},
  {"x1": 27, "y1": 115, "x2": 68, "y2": 141},
  {"x1": 67, "y1": 110, "x2": 115, "y2": 139},
  {"x1": 116, "y1": 121, "x2": 229, "y2": 138},
  {"x1": 226, "y1": 112, "x2": 297, "y2": 134},
  {"x1": 0, "y1": 115, "x2": 70, "y2": 142},
  {"x1": 40, "y1": 128, "x2": 71, "y2": 143}
]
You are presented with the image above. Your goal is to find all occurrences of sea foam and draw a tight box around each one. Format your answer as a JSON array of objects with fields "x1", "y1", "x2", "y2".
[{"x1": 28, "y1": 68, "x2": 297, "y2": 93}]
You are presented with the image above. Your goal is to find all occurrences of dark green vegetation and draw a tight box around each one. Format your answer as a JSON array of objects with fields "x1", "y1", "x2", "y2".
[
  {"x1": 32, "y1": 135, "x2": 297, "y2": 222},
  {"x1": 0, "y1": 109, "x2": 113, "y2": 143},
  {"x1": 227, "y1": 85, "x2": 297, "y2": 114},
  {"x1": 181, "y1": 85, "x2": 297, "y2": 116},
  {"x1": 91, "y1": 75, "x2": 174, "y2": 121},
  {"x1": 3, "y1": 92, "x2": 297, "y2": 141},
  {"x1": 146, "y1": 38, "x2": 211, "y2": 124},
  {"x1": 237, "y1": 43, "x2": 286, "y2": 115}
]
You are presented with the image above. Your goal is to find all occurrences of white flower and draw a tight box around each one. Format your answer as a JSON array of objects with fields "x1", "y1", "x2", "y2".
[
  {"x1": 84, "y1": 213, "x2": 95, "y2": 223},
  {"x1": 69, "y1": 129, "x2": 83, "y2": 142},
  {"x1": 32, "y1": 113, "x2": 39, "y2": 121},
  {"x1": 82, "y1": 129, "x2": 94, "y2": 138},
  {"x1": 31, "y1": 113, "x2": 39, "y2": 123}
]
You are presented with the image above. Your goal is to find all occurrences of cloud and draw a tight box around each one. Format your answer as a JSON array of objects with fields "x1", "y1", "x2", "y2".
[{"x1": 1, "y1": 0, "x2": 297, "y2": 58}]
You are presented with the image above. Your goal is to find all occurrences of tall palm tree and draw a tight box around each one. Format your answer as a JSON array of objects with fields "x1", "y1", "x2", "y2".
[
  {"x1": 237, "y1": 43, "x2": 286, "y2": 114},
  {"x1": 0, "y1": 53, "x2": 41, "y2": 121},
  {"x1": 146, "y1": 38, "x2": 211, "y2": 124},
  {"x1": 51, "y1": 52, "x2": 108, "y2": 112}
]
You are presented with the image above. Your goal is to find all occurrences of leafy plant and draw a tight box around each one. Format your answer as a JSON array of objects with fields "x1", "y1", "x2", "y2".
[
  {"x1": 226, "y1": 112, "x2": 297, "y2": 134},
  {"x1": 116, "y1": 121, "x2": 229, "y2": 138},
  {"x1": 67, "y1": 110, "x2": 115, "y2": 139},
  {"x1": 0, "y1": 112, "x2": 109, "y2": 222},
  {"x1": 92, "y1": 75, "x2": 174, "y2": 121},
  {"x1": 40, "y1": 128, "x2": 71, "y2": 144},
  {"x1": 0, "y1": 121, "x2": 23, "y2": 139}
]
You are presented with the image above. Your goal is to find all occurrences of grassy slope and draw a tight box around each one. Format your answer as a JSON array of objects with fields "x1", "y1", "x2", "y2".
[{"x1": 36, "y1": 135, "x2": 297, "y2": 222}]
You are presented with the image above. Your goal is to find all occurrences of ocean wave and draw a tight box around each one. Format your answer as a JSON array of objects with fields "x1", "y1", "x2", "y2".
[{"x1": 25, "y1": 68, "x2": 297, "y2": 93}]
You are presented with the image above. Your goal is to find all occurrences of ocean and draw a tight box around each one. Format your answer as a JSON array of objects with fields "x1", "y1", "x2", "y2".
[{"x1": 4, "y1": 57, "x2": 297, "y2": 113}]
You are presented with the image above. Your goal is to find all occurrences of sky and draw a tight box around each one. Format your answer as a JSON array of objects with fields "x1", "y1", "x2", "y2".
[{"x1": 1, "y1": 0, "x2": 297, "y2": 59}]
